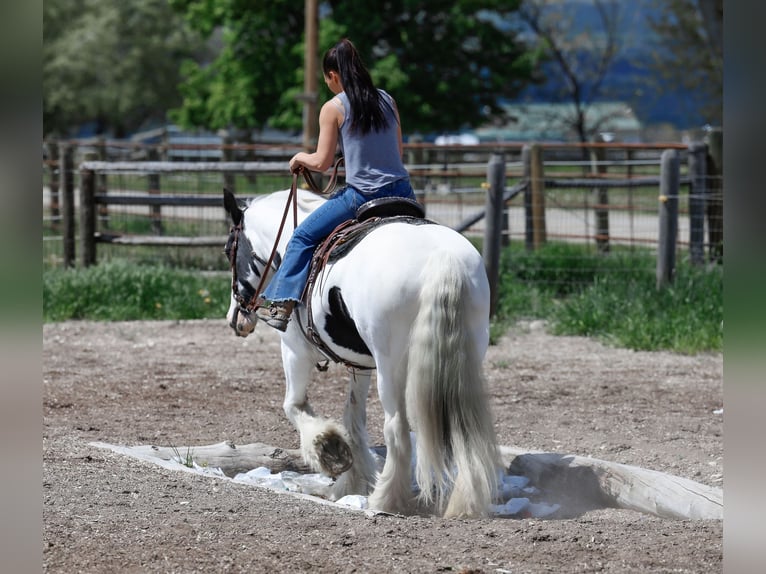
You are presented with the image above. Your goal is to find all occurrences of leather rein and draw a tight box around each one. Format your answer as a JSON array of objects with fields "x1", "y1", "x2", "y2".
[{"x1": 230, "y1": 157, "x2": 344, "y2": 315}]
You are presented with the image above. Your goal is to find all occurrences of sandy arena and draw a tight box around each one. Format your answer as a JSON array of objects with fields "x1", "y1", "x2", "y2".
[{"x1": 43, "y1": 319, "x2": 722, "y2": 572}]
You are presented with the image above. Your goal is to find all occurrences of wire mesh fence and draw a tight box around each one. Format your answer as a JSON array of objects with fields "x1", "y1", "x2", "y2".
[{"x1": 42, "y1": 140, "x2": 724, "y2": 292}]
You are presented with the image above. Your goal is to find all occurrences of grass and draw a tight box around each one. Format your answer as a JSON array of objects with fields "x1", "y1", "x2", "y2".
[
  {"x1": 492, "y1": 242, "x2": 722, "y2": 354},
  {"x1": 43, "y1": 260, "x2": 230, "y2": 322},
  {"x1": 42, "y1": 243, "x2": 723, "y2": 354},
  {"x1": 169, "y1": 445, "x2": 196, "y2": 469}
]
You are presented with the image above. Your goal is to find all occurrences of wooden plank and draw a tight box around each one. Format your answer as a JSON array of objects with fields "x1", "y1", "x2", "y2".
[
  {"x1": 545, "y1": 177, "x2": 663, "y2": 188},
  {"x1": 499, "y1": 446, "x2": 722, "y2": 520},
  {"x1": 94, "y1": 194, "x2": 226, "y2": 207},
  {"x1": 95, "y1": 233, "x2": 226, "y2": 247},
  {"x1": 80, "y1": 161, "x2": 289, "y2": 173}
]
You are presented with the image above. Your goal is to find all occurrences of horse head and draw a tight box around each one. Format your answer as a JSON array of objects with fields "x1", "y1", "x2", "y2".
[{"x1": 223, "y1": 189, "x2": 259, "y2": 337}]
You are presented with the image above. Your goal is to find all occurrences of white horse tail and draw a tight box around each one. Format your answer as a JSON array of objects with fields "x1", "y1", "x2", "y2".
[{"x1": 405, "y1": 250, "x2": 500, "y2": 518}]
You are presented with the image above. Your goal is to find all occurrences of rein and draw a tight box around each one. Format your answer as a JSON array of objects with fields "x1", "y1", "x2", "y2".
[{"x1": 231, "y1": 157, "x2": 344, "y2": 314}]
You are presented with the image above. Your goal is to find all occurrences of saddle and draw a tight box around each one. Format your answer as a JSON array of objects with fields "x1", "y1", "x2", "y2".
[{"x1": 297, "y1": 197, "x2": 431, "y2": 370}]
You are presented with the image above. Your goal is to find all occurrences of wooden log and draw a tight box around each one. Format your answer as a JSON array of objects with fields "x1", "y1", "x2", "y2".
[
  {"x1": 499, "y1": 446, "x2": 722, "y2": 520},
  {"x1": 94, "y1": 441, "x2": 310, "y2": 478},
  {"x1": 92, "y1": 440, "x2": 722, "y2": 520}
]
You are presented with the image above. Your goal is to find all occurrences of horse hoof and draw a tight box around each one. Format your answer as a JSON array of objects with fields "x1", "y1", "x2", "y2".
[{"x1": 315, "y1": 431, "x2": 353, "y2": 478}]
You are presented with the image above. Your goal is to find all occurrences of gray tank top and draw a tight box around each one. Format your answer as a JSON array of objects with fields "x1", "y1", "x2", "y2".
[{"x1": 335, "y1": 90, "x2": 409, "y2": 194}]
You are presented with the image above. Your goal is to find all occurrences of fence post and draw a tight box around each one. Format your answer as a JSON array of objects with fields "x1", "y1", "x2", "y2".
[
  {"x1": 590, "y1": 140, "x2": 610, "y2": 253},
  {"x1": 147, "y1": 147, "x2": 163, "y2": 235},
  {"x1": 521, "y1": 145, "x2": 533, "y2": 251},
  {"x1": 528, "y1": 143, "x2": 546, "y2": 250},
  {"x1": 221, "y1": 130, "x2": 236, "y2": 193},
  {"x1": 80, "y1": 167, "x2": 97, "y2": 267},
  {"x1": 501, "y1": 151, "x2": 511, "y2": 248},
  {"x1": 656, "y1": 149, "x2": 679, "y2": 289},
  {"x1": 406, "y1": 137, "x2": 427, "y2": 211},
  {"x1": 687, "y1": 142, "x2": 707, "y2": 265},
  {"x1": 61, "y1": 144, "x2": 76, "y2": 268},
  {"x1": 97, "y1": 136, "x2": 110, "y2": 229},
  {"x1": 46, "y1": 138, "x2": 61, "y2": 232},
  {"x1": 705, "y1": 128, "x2": 723, "y2": 263},
  {"x1": 484, "y1": 153, "x2": 506, "y2": 317},
  {"x1": 626, "y1": 147, "x2": 635, "y2": 247}
]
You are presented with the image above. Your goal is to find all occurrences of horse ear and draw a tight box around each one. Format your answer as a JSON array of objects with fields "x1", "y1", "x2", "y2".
[{"x1": 223, "y1": 188, "x2": 243, "y2": 226}]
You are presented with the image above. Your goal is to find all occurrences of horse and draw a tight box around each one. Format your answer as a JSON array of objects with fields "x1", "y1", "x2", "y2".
[{"x1": 223, "y1": 186, "x2": 500, "y2": 518}]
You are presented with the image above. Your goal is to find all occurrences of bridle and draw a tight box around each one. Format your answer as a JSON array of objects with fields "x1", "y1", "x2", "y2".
[{"x1": 228, "y1": 157, "x2": 344, "y2": 316}]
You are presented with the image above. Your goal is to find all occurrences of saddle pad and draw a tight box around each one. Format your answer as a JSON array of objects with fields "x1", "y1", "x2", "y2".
[{"x1": 326, "y1": 215, "x2": 434, "y2": 263}]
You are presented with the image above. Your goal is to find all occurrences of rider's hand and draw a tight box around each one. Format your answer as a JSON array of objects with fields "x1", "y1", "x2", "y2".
[{"x1": 289, "y1": 154, "x2": 305, "y2": 174}]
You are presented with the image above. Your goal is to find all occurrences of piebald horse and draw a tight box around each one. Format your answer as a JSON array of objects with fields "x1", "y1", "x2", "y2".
[{"x1": 223, "y1": 187, "x2": 499, "y2": 517}]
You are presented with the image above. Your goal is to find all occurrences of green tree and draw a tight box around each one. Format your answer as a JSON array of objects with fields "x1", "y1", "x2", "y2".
[
  {"x1": 518, "y1": 0, "x2": 622, "y2": 145},
  {"x1": 43, "y1": 0, "x2": 207, "y2": 137},
  {"x1": 168, "y1": 0, "x2": 305, "y2": 132},
  {"x1": 325, "y1": 0, "x2": 538, "y2": 133},
  {"x1": 169, "y1": 0, "x2": 538, "y2": 134},
  {"x1": 646, "y1": 0, "x2": 722, "y2": 126}
]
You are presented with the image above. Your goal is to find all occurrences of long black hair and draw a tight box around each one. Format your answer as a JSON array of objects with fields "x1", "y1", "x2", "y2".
[{"x1": 323, "y1": 38, "x2": 391, "y2": 135}]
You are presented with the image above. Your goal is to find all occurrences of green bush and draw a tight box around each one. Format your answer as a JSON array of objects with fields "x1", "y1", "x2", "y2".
[{"x1": 493, "y1": 242, "x2": 723, "y2": 354}]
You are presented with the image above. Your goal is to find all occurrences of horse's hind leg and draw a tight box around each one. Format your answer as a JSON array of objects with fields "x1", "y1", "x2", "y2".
[
  {"x1": 280, "y1": 341, "x2": 353, "y2": 480},
  {"x1": 332, "y1": 370, "x2": 378, "y2": 499},
  {"x1": 367, "y1": 365, "x2": 415, "y2": 515}
]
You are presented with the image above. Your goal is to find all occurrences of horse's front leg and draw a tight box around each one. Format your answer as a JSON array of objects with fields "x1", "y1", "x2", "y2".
[
  {"x1": 280, "y1": 339, "x2": 353, "y2": 480},
  {"x1": 332, "y1": 369, "x2": 378, "y2": 499}
]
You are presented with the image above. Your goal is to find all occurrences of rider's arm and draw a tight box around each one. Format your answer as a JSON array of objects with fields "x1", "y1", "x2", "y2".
[{"x1": 289, "y1": 100, "x2": 342, "y2": 173}]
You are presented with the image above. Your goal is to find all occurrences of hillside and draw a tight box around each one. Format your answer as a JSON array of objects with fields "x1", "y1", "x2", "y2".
[{"x1": 512, "y1": 0, "x2": 718, "y2": 130}]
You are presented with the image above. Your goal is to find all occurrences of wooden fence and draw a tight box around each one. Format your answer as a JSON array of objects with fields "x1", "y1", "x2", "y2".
[{"x1": 44, "y1": 137, "x2": 723, "y2": 305}]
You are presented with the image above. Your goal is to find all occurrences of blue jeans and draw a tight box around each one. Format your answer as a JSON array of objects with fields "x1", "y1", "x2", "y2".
[{"x1": 262, "y1": 178, "x2": 416, "y2": 304}]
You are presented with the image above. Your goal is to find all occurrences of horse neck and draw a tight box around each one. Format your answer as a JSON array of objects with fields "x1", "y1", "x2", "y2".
[{"x1": 244, "y1": 188, "x2": 325, "y2": 253}]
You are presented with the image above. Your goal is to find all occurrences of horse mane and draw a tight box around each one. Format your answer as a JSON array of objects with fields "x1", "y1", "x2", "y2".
[{"x1": 248, "y1": 188, "x2": 327, "y2": 217}]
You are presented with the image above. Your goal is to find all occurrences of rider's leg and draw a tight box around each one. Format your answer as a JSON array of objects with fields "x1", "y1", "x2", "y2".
[{"x1": 260, "y1": 187, "x2": 360, "y2": 329}]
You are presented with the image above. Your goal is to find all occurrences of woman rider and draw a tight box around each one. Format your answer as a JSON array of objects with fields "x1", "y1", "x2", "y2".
[{"x1": 257, "y1": 38, "x2": 415, "y2": 331}]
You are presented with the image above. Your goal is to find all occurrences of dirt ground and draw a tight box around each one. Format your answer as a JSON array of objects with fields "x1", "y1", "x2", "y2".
[{"x1": 43, "y1": 319, "x2": 723, "y2": 573}]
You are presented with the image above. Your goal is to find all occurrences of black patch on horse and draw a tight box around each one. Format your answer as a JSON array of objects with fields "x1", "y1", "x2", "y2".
[
  {"x1": 324, "y1": 287, "x2": 372, "y2": 356},
  {"x1": 232, "y1": 231, "x2": 258, "y2": 302}
]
